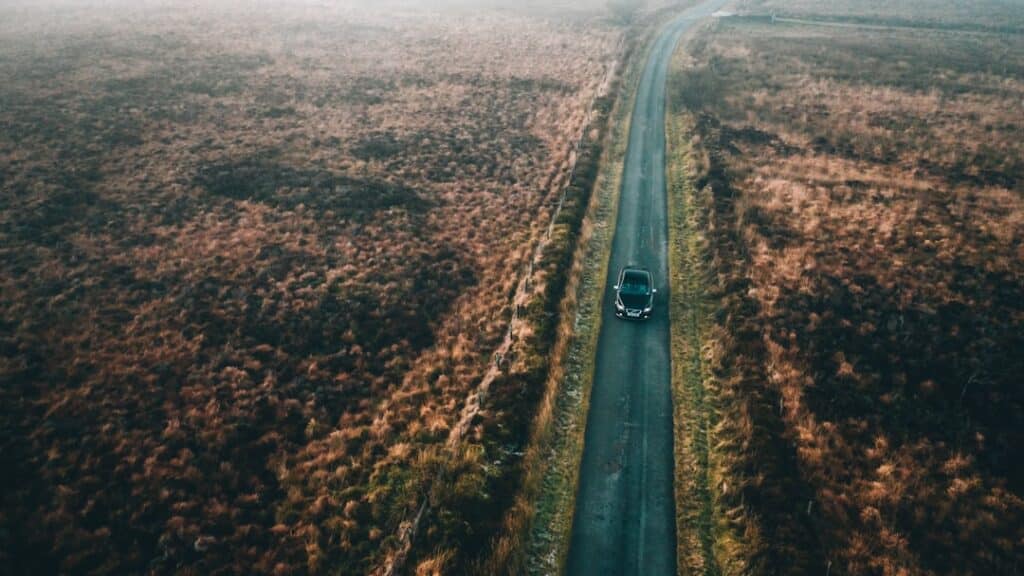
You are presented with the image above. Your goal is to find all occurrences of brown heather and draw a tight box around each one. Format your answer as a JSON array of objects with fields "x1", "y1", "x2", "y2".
[
  {"x1": 671, "y1": 3, "x2": 1024, "y2": 574},
  {"x1": 0, "y1": 1, "x2": 621, "y2": 573}
]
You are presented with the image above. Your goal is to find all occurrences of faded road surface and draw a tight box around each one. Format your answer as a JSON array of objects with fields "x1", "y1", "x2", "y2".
[{"x1": 566, "y1": 2, "x2": 728, "y2": 574}]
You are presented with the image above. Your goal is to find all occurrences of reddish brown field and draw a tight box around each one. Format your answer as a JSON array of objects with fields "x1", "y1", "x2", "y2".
[
  {"x1": 673, "y1": 6, "x2": 1024, "y2": 575},
  {"x1": 0, "y1": 1, "x2": 620, "y2": 573}
]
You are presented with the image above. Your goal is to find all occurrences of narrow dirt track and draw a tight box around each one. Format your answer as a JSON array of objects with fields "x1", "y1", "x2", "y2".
[{"x1": 565, "y1": 2, "x2": 728, "y2": 574}]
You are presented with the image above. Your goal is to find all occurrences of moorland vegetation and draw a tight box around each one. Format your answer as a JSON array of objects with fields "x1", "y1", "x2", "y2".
[
  {"x1": 0, "y1": 1, "x2": 621, "y2": 573},
  {"x1": 671, "y1": 3, "x2": 1024, "y2": 573}
]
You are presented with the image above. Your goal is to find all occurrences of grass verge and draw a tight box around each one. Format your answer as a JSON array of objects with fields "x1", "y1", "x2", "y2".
[{"x1": 666, "y1": 37, "x2": 748, "y2": 576}]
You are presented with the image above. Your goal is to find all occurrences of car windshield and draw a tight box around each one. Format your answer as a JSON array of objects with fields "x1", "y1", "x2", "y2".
[{"x1": 620, "y1": 271, "x2": 649, "y2": 295}]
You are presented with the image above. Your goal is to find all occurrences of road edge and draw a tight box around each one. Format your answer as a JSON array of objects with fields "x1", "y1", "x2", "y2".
[{"x1": 518, "y1": 22, "x2": 660, "y2": 576}]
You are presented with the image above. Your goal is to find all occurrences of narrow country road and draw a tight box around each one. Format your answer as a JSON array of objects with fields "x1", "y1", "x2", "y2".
[{"x1": 566, "y1": 2, "x2": 729, "y2": 574}]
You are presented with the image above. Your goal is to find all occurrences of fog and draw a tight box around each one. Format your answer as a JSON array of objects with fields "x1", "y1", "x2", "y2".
[{"x1": 0, "y1": 0, "x2": 643, "y2": 48}]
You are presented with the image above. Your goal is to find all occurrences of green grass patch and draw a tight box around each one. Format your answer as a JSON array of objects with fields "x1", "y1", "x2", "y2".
[{"x1": 666, "y1": 40, "x2": 748, "y2": 576}]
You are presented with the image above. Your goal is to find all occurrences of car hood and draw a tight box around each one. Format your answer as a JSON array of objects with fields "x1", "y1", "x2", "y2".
[{"x1": 620, "y1": 292, "x2": 650, "y2": 309}]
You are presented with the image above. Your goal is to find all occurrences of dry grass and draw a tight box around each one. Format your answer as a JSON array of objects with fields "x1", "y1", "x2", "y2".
[
  {"x1": 0, "y1": 1, "x2": 623, "y2": 573},
  {"x1": 671, "y1": 10, "x2": 1024, "y2": 576},
  {"x1": 666, "y1": 109, "x2": 719, "y2": 575}
]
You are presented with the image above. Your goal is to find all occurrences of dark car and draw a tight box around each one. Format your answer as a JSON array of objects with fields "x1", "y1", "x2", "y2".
[{"x1": 613, "y1": 266, "x2": 656, "y2": 319}]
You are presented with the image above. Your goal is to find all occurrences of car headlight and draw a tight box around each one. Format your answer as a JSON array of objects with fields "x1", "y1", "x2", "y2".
[{"x1": 643, "y1": 307, "x2": 652, "y2": 313}]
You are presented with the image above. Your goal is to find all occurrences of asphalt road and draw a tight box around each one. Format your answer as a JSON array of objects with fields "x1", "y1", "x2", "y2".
[{"x1": 565, "y1": 2, "x2": 729, "y2": 574}]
